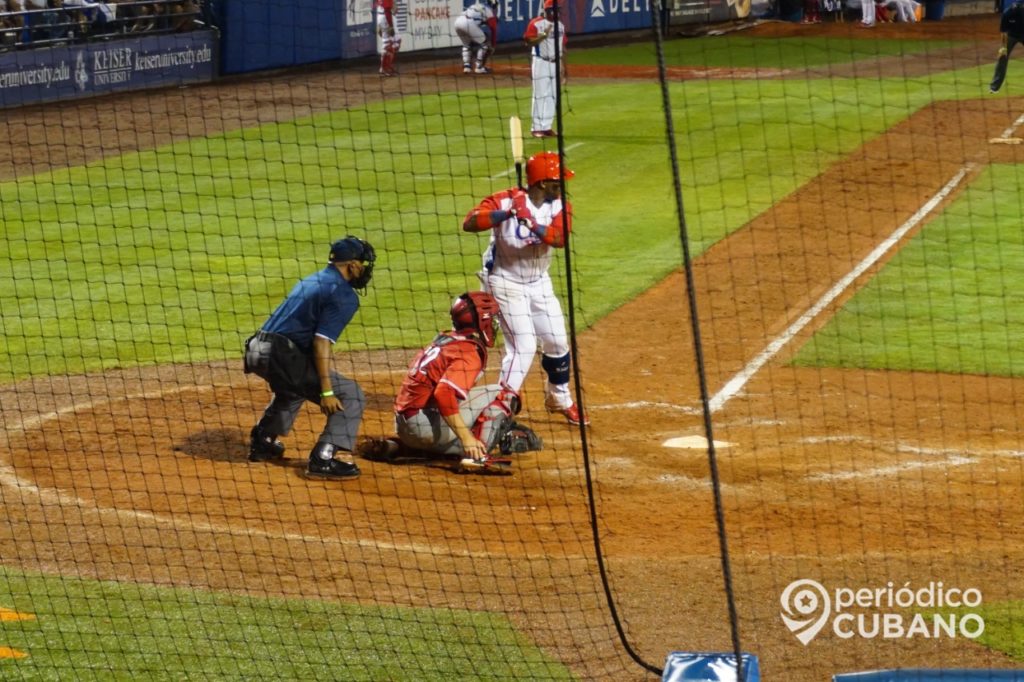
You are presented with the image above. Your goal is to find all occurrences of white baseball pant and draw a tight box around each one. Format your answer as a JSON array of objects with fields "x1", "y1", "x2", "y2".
[
  {"x1": 530, "y1": 56, "x2": 558, "y2": 133},
  {"x1": 485, "y1": 273, "x2": 572, "y2": 409}
]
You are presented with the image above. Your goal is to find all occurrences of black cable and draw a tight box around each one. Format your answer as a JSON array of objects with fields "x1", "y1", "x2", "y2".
[
  {"x1": 648, "y1": 0, "x2": 746, "y2": 677},
  {"x1": 552, "y1": 3, "x2": 663, "y2": 677}
]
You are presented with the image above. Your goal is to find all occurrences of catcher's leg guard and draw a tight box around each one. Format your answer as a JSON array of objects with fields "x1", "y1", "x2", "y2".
[{"x1": 498, "y1": 422, "x2": 544, "y2": 455}]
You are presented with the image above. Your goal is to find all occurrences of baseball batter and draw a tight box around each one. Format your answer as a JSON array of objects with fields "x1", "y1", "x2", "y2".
[
  {"x1": 454, "y1": 0, "x2": 499, "y2": 74},
  {"x1": 992, "y1": 0, "x2": 1024, "y2": 92},
  {"x1": 385, "y1": 292, "x2": 524, "y2": 473},
  {"x1": 244, "y1": 237, "x2": 376, "y2": 480},
  {"x1": 375, "y1": 0, "x2": 401, "y2": 76},
  {"x1": 523, "y1": 0, "x2": 566, "y2": 138},
  {"x1": 462, "y1": 151, "x2": 589, "y2": 426}
]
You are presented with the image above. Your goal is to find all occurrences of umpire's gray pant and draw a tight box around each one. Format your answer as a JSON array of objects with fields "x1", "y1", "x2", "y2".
[
  {"x1": 395, "y1": 385, "x2": 506, "y2": 456},
  {"x1": 244, "y1": 332, "x2": 365, "y2": 452}
]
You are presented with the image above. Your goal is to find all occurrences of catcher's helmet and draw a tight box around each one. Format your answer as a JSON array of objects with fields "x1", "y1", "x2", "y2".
[
  {"x1": 451, "y1": 291, "x2": 501, "y2": 347},
  {"x1": 329, "y1": 236, "x2": 376, "y2": 290},
  {"x1": 525, "y1": 151, "x2": 574, "y2": 187}
]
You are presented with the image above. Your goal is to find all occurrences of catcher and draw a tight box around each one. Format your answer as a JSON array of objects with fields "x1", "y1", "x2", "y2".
[
  {"x1": 365, "y1": 292, "x2": 541, "y2": 475},
  {"x1": 244, "y1": 236, "x2": 375, "y2": 480},
  {"x1": 991, "y1": 0, "x2": 1024, "y2": 93}
]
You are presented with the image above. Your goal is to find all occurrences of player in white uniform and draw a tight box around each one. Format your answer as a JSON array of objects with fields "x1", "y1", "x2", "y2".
[
  {"x1": 375, "y1": 0, "x2": 401, "y2": 76},
  {"x1": 454, "y1": 0, "x2": 499, "y2": 74},
  {"x1": 461, "y1": 151, "x2": 589, "y2": 426},
  {"x1": 522, "y1": 0, "x2": 566, "y2": 138}
]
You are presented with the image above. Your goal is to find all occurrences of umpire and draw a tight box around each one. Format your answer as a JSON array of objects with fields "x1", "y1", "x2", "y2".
[
  {"x1": 991, "y1": 0, "x2": 1024, "y2": 93},
  {"x1": 244, "y1": 236, "x2": 375, "y2": 480}
]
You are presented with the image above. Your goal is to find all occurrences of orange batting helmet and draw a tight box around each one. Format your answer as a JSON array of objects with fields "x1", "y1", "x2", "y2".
[{"x1": 525, "y1": 151, "x2": 574, "y2": 187}]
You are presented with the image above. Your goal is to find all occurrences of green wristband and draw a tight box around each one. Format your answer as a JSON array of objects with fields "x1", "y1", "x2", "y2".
[{"x1": 320, "y1": 390, "x2": 334, "y2": 398}]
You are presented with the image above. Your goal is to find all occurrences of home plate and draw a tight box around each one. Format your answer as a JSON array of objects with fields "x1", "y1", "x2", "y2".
[{"x1": 662, "y1": 436, "x2": 734, "y2": 449}]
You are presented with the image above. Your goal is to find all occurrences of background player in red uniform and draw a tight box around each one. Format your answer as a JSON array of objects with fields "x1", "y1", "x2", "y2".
[
  {"x1": 375, "y1": 0, "x2": 400, "y2": 76},
  {"x1": 373, "y1": 292, "x2": 531, "y2": 474}
]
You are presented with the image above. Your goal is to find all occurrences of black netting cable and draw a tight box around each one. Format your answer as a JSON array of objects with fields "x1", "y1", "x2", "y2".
[
  {"x1": 649, "y1": 0, "x2": 745, "y2": 677},
  {"x1": 552, "y1": 6, "x2": 663, "y2": 678}
]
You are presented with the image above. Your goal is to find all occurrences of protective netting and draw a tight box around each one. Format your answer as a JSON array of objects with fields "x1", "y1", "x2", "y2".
[{"x1": 2, "y1": 1, "x2": 1024, "y2": 680}]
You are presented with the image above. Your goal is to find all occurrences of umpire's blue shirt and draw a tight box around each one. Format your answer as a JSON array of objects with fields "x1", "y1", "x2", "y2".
[{"x1": 262, "y1": 266, "x2": 359, "y2": 353}]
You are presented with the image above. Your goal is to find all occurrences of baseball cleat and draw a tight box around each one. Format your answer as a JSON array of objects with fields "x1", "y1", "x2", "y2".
[
  {"x1": 463, "y1": 64, "x2": 472, "y2": 74},
  {"x1": 474, "y1": 66, "x2": 491, "y2": 74},
  {"x1": 546, "y1": 401, "x2": 590, "y2": 426},
  {"x1": 248, "y1": 425, "x2": 285, "y2": 462},
  {"x1": 303, "y1": 457, "x2": 361, "y2": 480},
  {"x1": 531, "y1": 131, "x2": 547, "y2": 138},
  {"x1": 456, "y1": 456, "x2": 513, "y2": 475}
]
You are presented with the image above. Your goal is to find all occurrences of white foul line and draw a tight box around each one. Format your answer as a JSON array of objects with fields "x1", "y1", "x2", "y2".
[
  {"x1": 708, "y1": 164, "x2": 973, "y2": 413},
  {"x1": 490, "y1": 142, "x2": 585, "y2": 180},
  {"x1": 1000, "y1": 112, "x2": 1024, "y2": 139}
]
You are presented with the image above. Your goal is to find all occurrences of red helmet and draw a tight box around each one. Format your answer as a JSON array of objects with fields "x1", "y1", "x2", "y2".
[
  {"x1": 450, "y1": 291, "x2": 501, "y2": 347},
  {"x1": 526, "y1": 151, "x2": 574, "y2": 187}
]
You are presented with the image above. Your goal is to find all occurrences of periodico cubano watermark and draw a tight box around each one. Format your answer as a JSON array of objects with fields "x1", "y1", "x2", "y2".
[{"x1": 779, "y1": 579, "x2": 985, "y2": 645}]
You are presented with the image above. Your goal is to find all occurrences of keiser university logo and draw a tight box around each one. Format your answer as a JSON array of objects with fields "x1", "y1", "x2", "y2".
[{"x1": 780, "y1": 579, "x2": 985, "y2": 645}]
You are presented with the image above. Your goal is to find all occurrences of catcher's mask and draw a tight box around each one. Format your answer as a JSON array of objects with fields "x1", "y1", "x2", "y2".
[
  {"x1": 329, "y1": 236, "x2": 376, "y2": 290},
  {"x1": 526, "y1": 151, "x2": 574, "y2": 187},
  {"x1": 451, "y1": 291, "x2": 500, "y2": 348}
]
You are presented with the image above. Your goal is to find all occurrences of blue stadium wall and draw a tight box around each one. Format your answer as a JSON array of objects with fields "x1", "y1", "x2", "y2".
[{"x1": 217, "y1": 0, "x2": 656, "y2": 74}]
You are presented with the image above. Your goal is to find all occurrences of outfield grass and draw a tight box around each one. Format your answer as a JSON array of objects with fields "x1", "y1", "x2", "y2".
[
  {"x1": 793, "y1": 166, "x2": 1024, "y2": 377},
  {"x1": 0, "y1": 566, "x2": 573, "y2": 681},
  {"x1": 0, "y1": 39, "x2": 997, "y2": 380},
  {"x1": 570, "y1": 35, "x2": 960, "y2": 68}
]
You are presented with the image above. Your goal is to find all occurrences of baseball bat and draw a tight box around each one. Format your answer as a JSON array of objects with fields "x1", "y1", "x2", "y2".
[{"x1": 509, "y1": 115, "x2": 525, "y2": 189}]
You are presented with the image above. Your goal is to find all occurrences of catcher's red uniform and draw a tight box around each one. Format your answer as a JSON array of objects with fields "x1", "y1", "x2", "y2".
[{"x1": 395, "y1": 332, "x2": 485, "y2": 417}]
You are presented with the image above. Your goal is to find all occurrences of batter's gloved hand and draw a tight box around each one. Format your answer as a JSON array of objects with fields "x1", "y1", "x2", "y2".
[{"x1": 509, "y1": 192, "x2": 534, "y2": 226}]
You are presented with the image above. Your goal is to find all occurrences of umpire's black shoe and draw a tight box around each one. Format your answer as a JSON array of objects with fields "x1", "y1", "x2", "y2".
[
  {"x1": 248, "y1": 425, "x2": 286, "y2": 462},
  {"x1": 304, "y1": 442, "x2": 361, "y2": 480}
]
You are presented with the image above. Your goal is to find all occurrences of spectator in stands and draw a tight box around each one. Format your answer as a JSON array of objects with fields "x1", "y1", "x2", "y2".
[
  {"x1": 26, "y1": 0, "x2": 71, "y2": 42},
  {"x1": 1, "y1": 0, "x2": 26, "y2": 47},
  {"x1": 167, "y1": 0, "x2": 198, "y2": 32},
  {"x1": 64, "y1": 0, "x2": 115, "y2": 35}
]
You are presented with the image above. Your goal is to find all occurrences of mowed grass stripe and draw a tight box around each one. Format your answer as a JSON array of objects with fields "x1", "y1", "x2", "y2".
[
  {"x1": 0, "y1": 566, "x2": 572, "y2": 681},
  {"x1": 793, "y1": 166, "x2": 1024, "y2": 377}
]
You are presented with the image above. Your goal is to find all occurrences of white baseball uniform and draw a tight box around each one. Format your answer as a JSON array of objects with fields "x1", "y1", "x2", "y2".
[
  {"x1": 468, "y1": 188, "x2": 574, "y2": 410},
  {"x1": 454, "y1": 2, "x2": 498, "y2": 72},
  {"x1": 523, "y1": 14, "x2": 566, "y2": 134}
]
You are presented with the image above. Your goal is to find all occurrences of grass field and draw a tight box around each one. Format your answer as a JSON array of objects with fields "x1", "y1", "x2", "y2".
[
  {"x1": 794, "y1": 166, "x2": 1024, "y2": 376},
  {"x1": 3, "y1": 28, "x2": 1024, "y2": 675},
  {"x1": 0, "y1": 37, "x2": 997, "y2": 380},
  {"x1": 0, "y1": 567, "x2": 571, "y2": 681}
]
